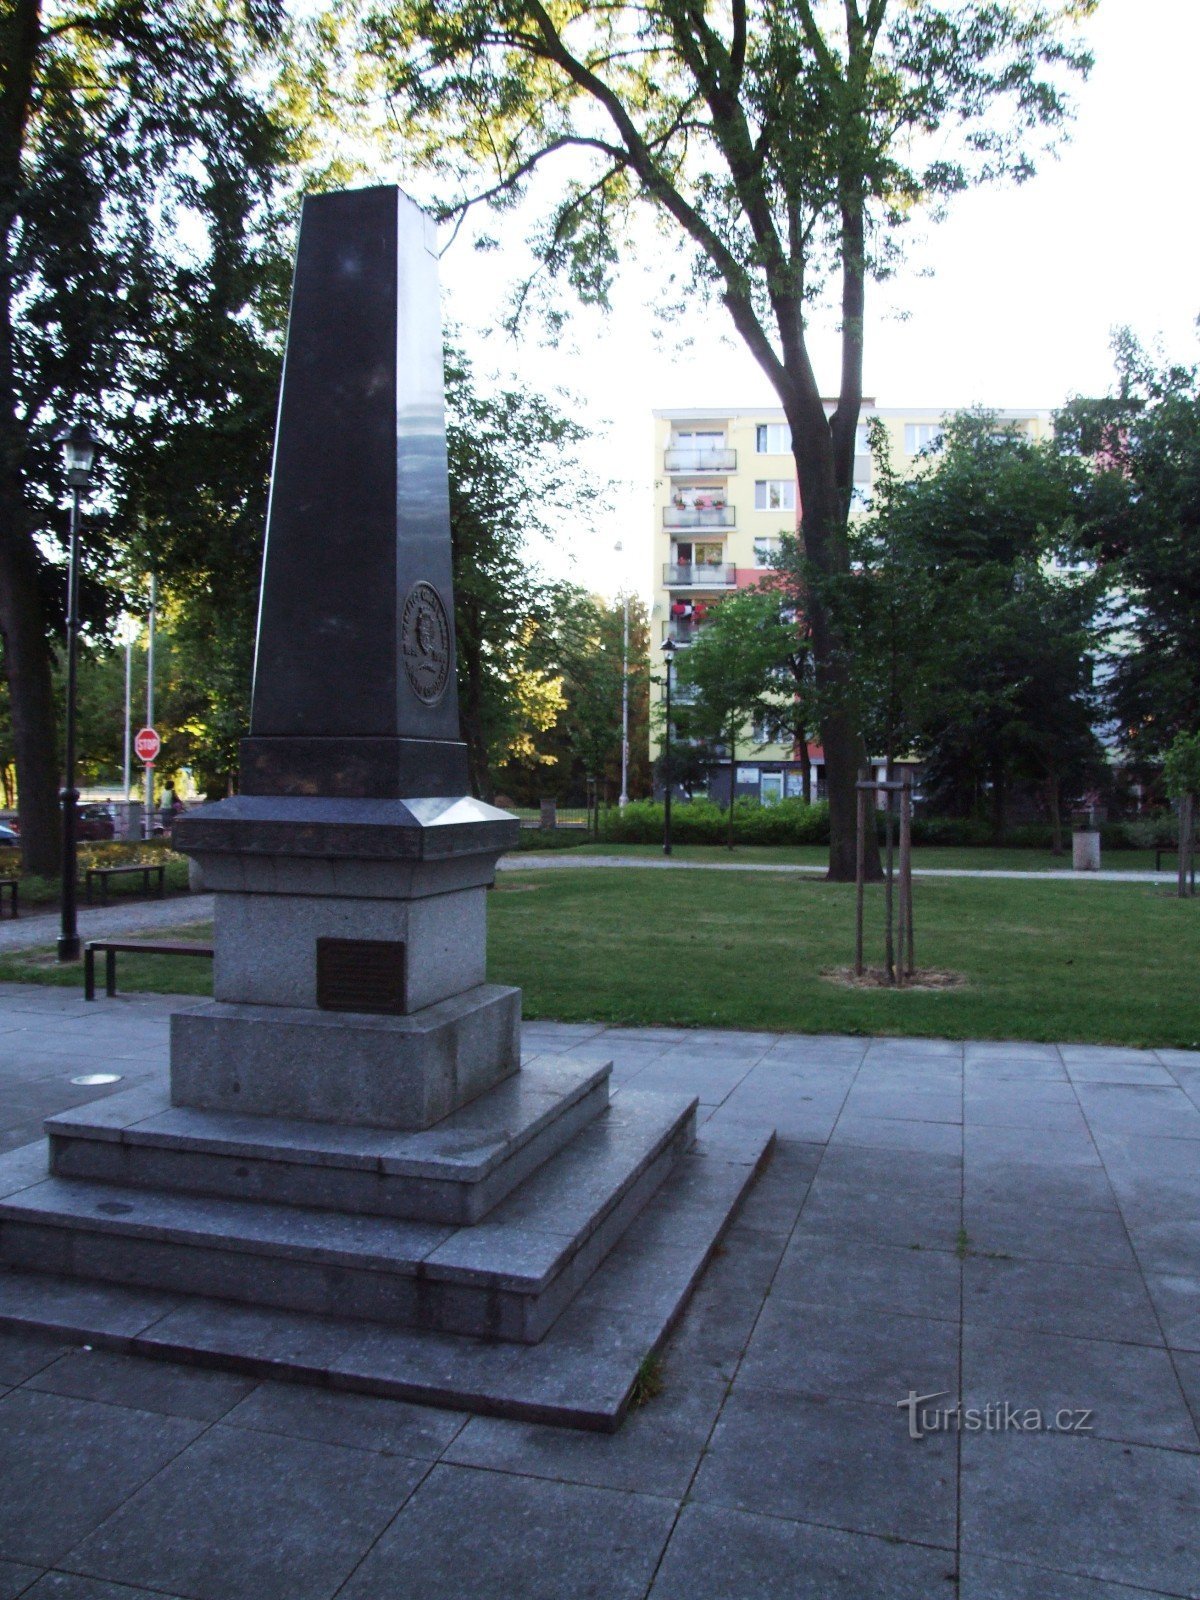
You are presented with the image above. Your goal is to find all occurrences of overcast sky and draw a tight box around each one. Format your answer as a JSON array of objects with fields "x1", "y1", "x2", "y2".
[{"x1": 430, "y1": 0, "x2": 1198, "y2": 599}]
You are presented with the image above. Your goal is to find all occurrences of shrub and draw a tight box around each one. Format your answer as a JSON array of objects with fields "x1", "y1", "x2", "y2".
[{"x1": 599, "y1": 797, "x2": 831, "y2": 846}]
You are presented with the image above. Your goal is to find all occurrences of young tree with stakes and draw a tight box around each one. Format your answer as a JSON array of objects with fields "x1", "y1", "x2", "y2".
[{"x1": 358, "y1": 0, "x2": 1096, "y2": 878}]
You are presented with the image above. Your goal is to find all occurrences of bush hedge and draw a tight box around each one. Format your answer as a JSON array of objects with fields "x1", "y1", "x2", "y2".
[{"x1": 597, "y1": 798, "x2": 1151, "y2": 851}]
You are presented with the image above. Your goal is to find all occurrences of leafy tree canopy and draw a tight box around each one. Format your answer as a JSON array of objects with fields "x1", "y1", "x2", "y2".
[{"x1": 352, "y1": 0, "x2": 1096, "y2": 878}]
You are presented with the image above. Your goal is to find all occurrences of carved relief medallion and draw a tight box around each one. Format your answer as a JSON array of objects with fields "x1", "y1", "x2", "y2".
[{"x1": 401, "y1": 580, "x2": 451, "y2": 704}]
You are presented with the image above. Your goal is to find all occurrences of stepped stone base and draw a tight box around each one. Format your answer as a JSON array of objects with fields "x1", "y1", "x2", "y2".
[
  {"x1": 0, "y1": 1124, "x2": 774, "y2": 1430},
  {"x1": 170, "y1": 984, "x2": 521, "y2": 1131},
  {"x1": 47, "y1": 1061, "x2": 611, "y2": 1224}
]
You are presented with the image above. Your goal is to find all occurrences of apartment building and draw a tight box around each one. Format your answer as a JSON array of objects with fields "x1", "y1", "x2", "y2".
[{"x1": 650, "y1": 402, "x2": 1051, "y2": 803}]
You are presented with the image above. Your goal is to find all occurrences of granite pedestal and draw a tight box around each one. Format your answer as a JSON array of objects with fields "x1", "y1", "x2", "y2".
[{"x1": 0, "y1": 184, "x2": 774, "y2": 1426}]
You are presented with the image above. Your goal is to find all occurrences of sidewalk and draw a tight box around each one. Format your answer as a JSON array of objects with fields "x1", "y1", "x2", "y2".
[
  {"x1": 0, "y1": 984, "x2": 1197, "y2": 1597},
  {"x1": 503, "y1": 852, "x2": 1178, "y2": 884},
  {"x1": 0, "y1": 894, "x2": 214, "y2": 956}
]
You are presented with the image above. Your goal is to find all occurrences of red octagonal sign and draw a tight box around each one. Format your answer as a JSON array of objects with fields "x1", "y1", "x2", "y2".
[{"x1": 134, "y1": 726, "x2": 161, "y2": 764}]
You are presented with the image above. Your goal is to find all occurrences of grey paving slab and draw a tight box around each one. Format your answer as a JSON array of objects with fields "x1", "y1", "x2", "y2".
[
  {"x1": 814, "y1": 1141, "x2": 963, "y2": 1196},
  {"x1": 964, "y1": 1123, "x2": 1103, "y2": 1168},
  {"x1": 662, "y1": 1225, "x2": 787, "y2": 1383},
  {"x1": 0, "y1": 1388, "x2": 202, "y2": 1567},
  {"x1": 443, "y1": 1377, "x2": 726, "y2": 1497},
  {"x1": 1120, "y1": 1211, "x2": 1200, "y2": 1275},
  {"x1": 962, "y1": 1195, "x2": 1140, "y2": 1271},
  {"x1": 840, "y1": 1081, "x2": 962, "y2": 1116},
  {"x1": 958, "y1": 1553, "x2": 1180, "y2": 1599},
  {"x1": 963, "y1": 1256, "x2": 1164, "y2": 1346},
  {"x1": 963, "y1": 1157, "x2": 1121, "y2": 1213},
  {"x1": 960, "y1": 1431, "x2": 1200, "y2": 1594},
  {"x1": 649, "y1": 1502, "x2": 959, "y2": 1599},
  {"x1": 691, "y1": 1386, "x2": 957, "y2": 1547},
  {"x1": 772, "y1": 1232, "x2": 962, "y2": 1323},
  {"x1": 738, "y1": 1296, "x2": 959, "y2": 1405},
  {"x1": 1068, "y1": 1059, "x2": 1180, "y2": 1086},
  {"x1": 798, "y1": 1175, "x2": 961, "y2": 1251},
  {"x1": 1144, "y1": 1271, "x2": 1200, "y2": 1352},
  {"x1": 61, "y1": 1424, "x2": 426, "y2": 1600},
  {"x1": 1176, "y1": 1350, "x2": 1200, "y2": 1426},
  {"x1": 827, "y1": 1112, "x2": 963, "y2": 1155},
  {"x1": 1076, "y1": 1081, "x2": 1200, "y2": 1139},
  {"x1": 0, "y1": 1328, "x2": 71, "y2": 1386},
  {"x1": 962, "y1": 1321, "x2": 1199, "y2": 1451},
  {"x1": 25, "y1": 1347, "x2": 254, "y2": 1422},
  {"x1": 21, "y1": 1579, "x2": 191, "y2": 1600},
  {"x1": 0, "y1": 1560, "x2": 41, "y2": 1600},
  {"x1": 337, "y1": 1462, "x2": 677, "y2": 1600},
  {"x1": 223, "y1": 1378, "x2": 466, "y2": 1458}
]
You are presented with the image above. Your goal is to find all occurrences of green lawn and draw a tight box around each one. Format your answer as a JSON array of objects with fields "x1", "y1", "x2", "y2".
[
  {"x1": 3, "y1": 868, "x2": 1197, "y2": 1048},
  {"x1": 564, "y1": 841, "x2": 1168, "y2": 873}
]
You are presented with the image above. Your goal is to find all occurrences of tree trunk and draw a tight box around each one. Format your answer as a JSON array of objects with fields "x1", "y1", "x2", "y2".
[
  {"x1": 785, "y1": 394, "x2": 880, "y2": 883},
  {"x1": 726, "y1": 729, "x2": 735, "y2": 852},
  {"x1": 798, "y1": 728, "x2": 811, "y2": 801},
  {"x1": 1047, "y1": 761, "x2": 1064, "y2": 856},
  {"x1": 0, "y1": 487, "x2": 60, "y2": 876},
  {"x1": 989, "y1": 758, "x2": 1007, "y2": 843},
  {"x1": 0, "y1": 0, "x2": 57, "y2": 874}
]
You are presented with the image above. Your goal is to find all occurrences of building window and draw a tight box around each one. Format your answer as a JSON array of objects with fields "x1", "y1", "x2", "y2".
[
  {"x1": 855, "y1": 423, "x2": 871, "y2": 453},
  {"x1": 673, "y1": 428, "x2": 725, "y2": 448},
  {"x1": 754, "y1": 479, "x2": 796, "y2": 511},
  {"x1": 755, "y1": 423, "x2": 791, "y2": 453},
  {"x1": 904, "y1": 423, "x2": 942, "y2": 454},
  {"x1": 751, "y1": 712, "x2": 775, "y2": 744},
  {"x1": 849, "y1": 485, "x2": 870, "y2": 514},
  {"x1": 753, "y1": 536, "x2": 780, "y2": 567}
]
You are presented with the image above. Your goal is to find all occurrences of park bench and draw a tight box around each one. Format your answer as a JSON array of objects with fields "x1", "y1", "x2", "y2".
[
  {"x1": 84, "y1": 939, "x2": 213, "y2": 1001},
  {"x1": 84, "y1": 861, "x2": 166, "y2": 906},
  {"x1": 0, "y1": 877, "x2": 17, "y2": 919}
]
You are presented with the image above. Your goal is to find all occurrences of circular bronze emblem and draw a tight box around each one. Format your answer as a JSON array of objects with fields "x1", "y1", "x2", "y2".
[{"x1": 401, "y1": 581, "x2": 451, "y2": 704}]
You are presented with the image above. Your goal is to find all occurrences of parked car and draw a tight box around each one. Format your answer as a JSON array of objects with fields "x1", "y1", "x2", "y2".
[
  {"x1": 0, "y1": 823, "x2": 18, "y2": 847},
  {"x1": 77, "y1": 804, "x2": 115, "y2": 841}
]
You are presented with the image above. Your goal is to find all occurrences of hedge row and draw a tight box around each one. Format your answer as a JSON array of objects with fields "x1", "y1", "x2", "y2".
[{"x1": 596, "y1": 798, "x2": 1168, "y2": 851}]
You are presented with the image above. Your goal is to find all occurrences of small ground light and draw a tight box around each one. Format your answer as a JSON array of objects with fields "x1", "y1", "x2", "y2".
[{"x1": 70, "y1": 1073, "x2": 123, "y2": 1086}]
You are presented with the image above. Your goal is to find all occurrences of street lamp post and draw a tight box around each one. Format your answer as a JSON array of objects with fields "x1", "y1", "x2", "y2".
[
  {"x1": 614, "y1": 541, "x2": 630, "y2": 809},
  {"x1": 661, "y1": 637, "x2": 676, "y2": 857},
  {"x1": 53, "y1": 421, "x2": 99, "y2": 962}
]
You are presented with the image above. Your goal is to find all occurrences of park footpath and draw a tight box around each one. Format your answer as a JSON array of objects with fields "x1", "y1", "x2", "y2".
[
  {"x1": 0, "y1": 983, "x2": 1198, "y2": 1597},
  {"x1": 503, "y1": 853, "x2": 1181, "y2": 883}
]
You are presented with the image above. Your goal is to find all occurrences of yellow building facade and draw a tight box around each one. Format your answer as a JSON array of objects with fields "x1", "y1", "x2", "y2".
[{"x1": 649, "y1": 403, "x2": 1051, "y2": 801}]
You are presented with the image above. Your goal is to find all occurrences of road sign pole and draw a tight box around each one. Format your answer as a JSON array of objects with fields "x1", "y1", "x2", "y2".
[{"x1": 144, "y1": 574, "x2": 156, "y2": 838}]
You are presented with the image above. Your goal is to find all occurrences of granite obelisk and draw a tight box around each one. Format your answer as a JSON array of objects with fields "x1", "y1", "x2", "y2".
[
  {"x1": 241, "y1": 184, "x2": 468, "y2": 800},
  {"x1": 170, "y1": 185, "x2": 522, "y2": 1128},
  {"x1": 0, "y1": 185, "x2": 772, "y2": 1408}
]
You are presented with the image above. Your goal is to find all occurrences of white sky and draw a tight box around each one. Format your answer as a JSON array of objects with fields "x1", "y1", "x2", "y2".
[{"x1": 429, "y1": 0, "x2": 1199, "y2": 600}]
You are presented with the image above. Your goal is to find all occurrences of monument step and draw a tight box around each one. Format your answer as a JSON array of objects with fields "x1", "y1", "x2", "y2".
[
  {"x1": 45, "y1": 1059, "x2": 611, "y2": 1224},
  {"x1": 0, "y1": 1090, "x2": 697, "y2": 1343},
  {"x1": 0, "y1": 1122, "x2": 775, "y2": 1430}
]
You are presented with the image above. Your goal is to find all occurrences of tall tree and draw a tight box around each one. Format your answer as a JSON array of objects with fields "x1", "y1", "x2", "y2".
[
  {"x1": 1057, "y1": 335, "x2": 1200, "y2": 766},
  {"x1": 0, "y1": 0, "x2": 294, "y2": 871},
  {"x1": 673, "y1": 584, "x2": 800, "y2": 848},
  {"x1": 849, "y1": 411, "x2": 1103, "y2": 839},
  {"x1": 358, "y1": 0, "x2": 1094, "y2": 878},
  {"x1": 445, "y1": 347, "x2": 604, "y2": 799}
]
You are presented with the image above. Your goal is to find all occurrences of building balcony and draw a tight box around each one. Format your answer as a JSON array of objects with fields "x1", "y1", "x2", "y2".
[
  {"x1": 666, "y1": 622, "x2": 705, "y2": 644},
  {"x1": 664, "y1": 562, "x2": 737, "y2": 587},
  {"x1": 663, "y1": 505, "x2": 736, "y2": 529},
  {"x1": 664, "y1": 447, "x2": 737, "y2": 473}
]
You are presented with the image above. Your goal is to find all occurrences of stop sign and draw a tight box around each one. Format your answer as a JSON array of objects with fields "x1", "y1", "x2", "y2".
[{"x1": 134, "y1": 726, "x2": 161, "y2": 764}]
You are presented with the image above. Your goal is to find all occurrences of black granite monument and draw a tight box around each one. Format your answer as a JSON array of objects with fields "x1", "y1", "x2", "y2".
[{"x1": 0, "y1": 186, "x2": 773, "y2": 1428}]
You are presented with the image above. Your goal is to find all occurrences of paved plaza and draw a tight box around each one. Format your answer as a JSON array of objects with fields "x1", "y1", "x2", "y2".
[{"x1": 0, "y1": 983, "x2": 1198, "y2": 1597}]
